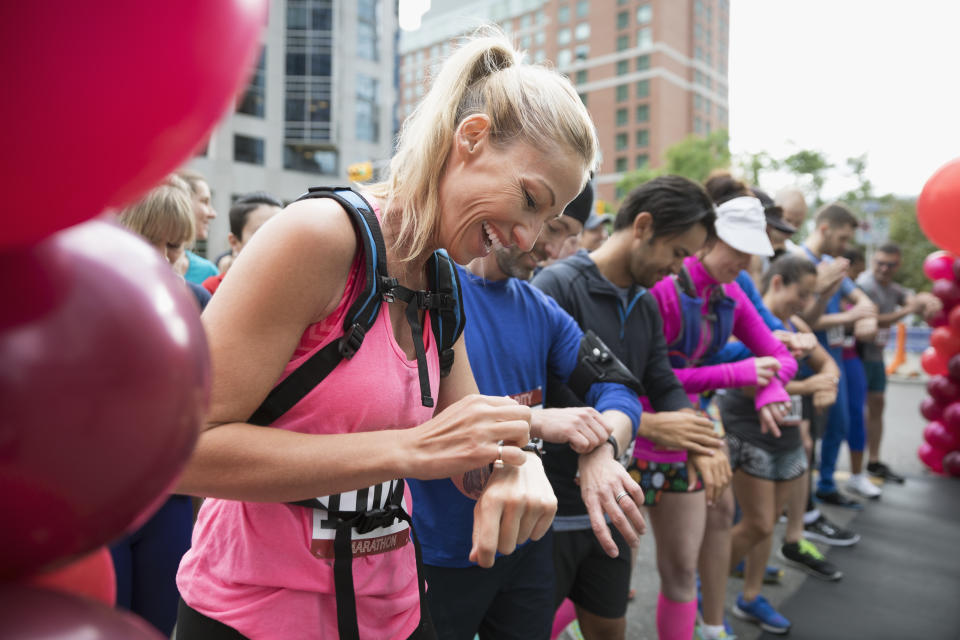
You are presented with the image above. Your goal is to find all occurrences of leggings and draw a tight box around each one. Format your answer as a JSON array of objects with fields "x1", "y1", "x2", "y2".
[{"x1": 843, "y1": 355, "x2": 868, "y2": 453}]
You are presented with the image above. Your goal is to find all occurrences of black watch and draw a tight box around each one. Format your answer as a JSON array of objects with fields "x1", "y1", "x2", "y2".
[
  {"x1": 604, "y1": 435, "x2": 619, "y2": 460},
  {"x1": 521, "y1": 438, "x2": 545, "y2": 459}
]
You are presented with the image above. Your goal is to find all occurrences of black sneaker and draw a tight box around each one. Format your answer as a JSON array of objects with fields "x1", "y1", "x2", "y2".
[
  {"x1": 815, "y1": 489, "x2": 863, "y2": 510},
  {"x1": 803, "y1": 514, "x2": 860, "y2": 546},
  {"x1": 867, "y1": 461, "x2": 906, "y2": 484},
  {"x1": 779, "y1": 540, "x2": 843, "y2": 581}
]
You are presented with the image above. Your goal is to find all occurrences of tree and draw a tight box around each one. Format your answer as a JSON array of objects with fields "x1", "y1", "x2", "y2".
[
  {"x1": 781, "y1": 149, "x2": 833, "y2": 207},
  {"x1": 884, "y1": 195, "x2": 937, "y2": 293},
  {"x1": 737, "y1": 150, "x2": 778, "y2": 187},
  {"x1": 616, "y1": 129, "x2": 730, "y2": 198}
]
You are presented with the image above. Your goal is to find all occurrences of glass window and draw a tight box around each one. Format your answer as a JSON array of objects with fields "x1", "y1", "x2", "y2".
[
  {"x1": 576, "y1": 0, "x2": 589, "y2": 18},
  {"x1": 312, "y1": 4, "x2": 332, "y2": 30},
  {"x1": 284, "y1": 144, "x2": 337, "y2": 174},
  {"x1": 286, "y1": 52, "x2": 306, "y2": 75},
  {"x1": 637, "y1": 5, "x2": 652, "y2": 24},
  {"x1": 521, "y1": 35, "x2": 532, "y2": 49},
  {"x1": 617, "y1": 11, "x2": 628, "y2": 29},
  {"x1": 574, "y1": 44, "x2": 589, "y2": 60},
  {"x1": 615, "y1": 133, "x2": 628, "y2": 151},
  {"x1": 234, "y1": 135, "x2": 264, "y2": 165},
  {"x1": 575, "y1": 23, "x2": 590, "y2": 40},
  {"x1": 287, "y1": 3, "x2": 307, "y2": 28},
  {"x1": 357, "y1": 0, "x2": 379, "y2": 61},
  {"x1": 637, "y1": 27, "x2": 652, "y2": 49},
  {"x1": 575, "y1": 69, "x2": 588, "y2": 84},
  {"x1": 310, "y1": 52, "x2": 331, "y2": 76},
  {"x1": 636, "y1": 79, "x2": 649, "y2": 98},
  {"x1": 558, "y1": 5, "x2": 569, "y2": 23},
  {"x1": 557, "y1": 49, "x2": 572, "y2": 67},
  {"x1": 616, "y1": 35, "x2": 629, "y2": 51},
  {"x1": 578, "y1": 92, "x2": 588, "y2": 106},
  {"x1": 635, "y1": 104, "x2": 649, "y2": 122},
  {"x1": 616, "y1": 157, "x2": 628, "y2": 172},
  {"x1": 616, "y1": 60, "x2": 628, "y2": 75},
  {"x1": 558, "y1": 28, "x2": 571, "y2": 45},
  {"x1": 536, "y1": 32, "x2": 545, "y2": 45},
  {"x1": 635, "y1": 129, "x2": 649, "y2": 147},
  {"x1": 694, "y1": 116, "x2": 703, "y2": 133},
  {"x1": 636, "y1": 54, "x2": 650, "y2": 70},
  {"x1": 535, "y1": 50, "x2": 546, "y2": 63},
  {"x1": 285, "y1": 97, "x2": 306, "y2": 121},
  {"x1": 616, "y1": 84, "x2": 628, "y2": 102},
  {"x1": 356, "y1": 75, "x2": 380, "y2": 143},
  {"x1": 616, "y1": 108, "x2": 628, "y2": 126},
  {"x1": 694, "y1": 94, "x2": 702, "y2": 110},
  {"x1": 521, "y1": 13, "x2": 532, "y2": 28},
  {"x1": 635, "y1": 154, "x2": 649, "y2": 169},
  {"x1": 237, "y1": 47, "x2": 266, "y2": 117}
]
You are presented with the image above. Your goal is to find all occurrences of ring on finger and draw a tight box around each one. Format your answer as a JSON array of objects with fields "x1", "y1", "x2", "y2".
[
  {"x1": 615, "y1": 490, "x2": 629, "y2": 504},
  {"x1": 494, "y1": 441, "x2": 505, "y2": 469}
]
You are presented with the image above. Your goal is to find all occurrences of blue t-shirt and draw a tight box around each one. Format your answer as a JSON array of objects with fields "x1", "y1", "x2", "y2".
[
  {"x1": 184, "y1": 250, "x2": 219, "y2": 285},
  {"x1": 800, "y1": 246, "x2": 854, "y2": 358},
  {"x1": 408, "y1": 266, "x2": 641, "y2": 568}
]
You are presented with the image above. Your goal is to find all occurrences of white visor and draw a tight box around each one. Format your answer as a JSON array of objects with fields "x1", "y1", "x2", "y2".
[{"x1": 714, "y1": 196, "x2": 775, "y2": 257}]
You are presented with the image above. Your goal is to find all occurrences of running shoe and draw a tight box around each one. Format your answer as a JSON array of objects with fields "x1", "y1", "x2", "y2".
[
  {"x1": 867, "y1": 461, "x2": 906, "y2": 484},
  {"x1": 779, "y1": 539, "x2": 843, "y2": 581},
  {"x1": 803, "y1": 514, "x2": 860, "y2": 546},
  {"x1": 730, "y1": 560, "x2": 784, "y2": 584},
  {"x1": 815, "y1": 489, "x2": 863, "y2": 510},
  {"x1": 846, "y1": 473, "x2": 882, "y2": 499},
  {"x1": 732, "y1": 594, "x2": 791, "y2": 635},
  {"x1": 694, "y1": 624, "x2": 737, "y2": 640}
]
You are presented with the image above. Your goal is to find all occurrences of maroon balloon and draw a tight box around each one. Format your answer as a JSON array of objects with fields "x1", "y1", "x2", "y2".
[
  {"x1": 953, "y1": 257, "x2": 960, "y2": 283},
  {"x1": 0, "y1": 585, "x2": 164, "y2": 639},
  {"x1": 924, "y1": 421, "x2": 960, "y2": 453},
  {"x1": 944, "y1": 451, "x2": 960, "y2": 477},
  {"x1": 927, "y1": 375, "x2": 960, "y2": 405},
  {"x1": 0, "y1": 0, "x2": 267, "y2": 248},
  {"x1": 932, "y1": 279, "x2": 960, "y2": 310},
  {"x1": 921, "y1": 396, "x2": 945, "y2": 422},
  {"x1": 928, "y1": 308, "x2": 949, "y2": 328},
  {"x1": 0, "y1": 221, "x2": 210, "y2": 578},
  {"x1": 918, "y1": 442, "x2": 946, "y2": 473},
  {"x1": 948, "y1": 353, "x2": 960, "y2": 382}
]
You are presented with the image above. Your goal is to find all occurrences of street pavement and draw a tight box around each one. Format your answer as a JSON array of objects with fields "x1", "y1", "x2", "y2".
[{"x1": 560, "y1": 380, "x2": 931, "y2": 640}]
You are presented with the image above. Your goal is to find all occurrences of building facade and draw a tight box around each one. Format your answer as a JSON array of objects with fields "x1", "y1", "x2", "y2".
[
  {"x1": 398, "y1": 0, "x2": 729, "y2": 204},
  {"x1": 188, "y1": 0, "x2": 398, "y2": 259}
]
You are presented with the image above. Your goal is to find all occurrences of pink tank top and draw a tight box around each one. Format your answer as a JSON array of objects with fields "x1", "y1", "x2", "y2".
[{"x1": 177, "y1": 207, "x2": 439, "y2": 639}]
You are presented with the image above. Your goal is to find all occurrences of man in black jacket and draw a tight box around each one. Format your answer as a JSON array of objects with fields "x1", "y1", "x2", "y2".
[{"x1": 532, "y1": 176, "x2": 727, "y2": 640}]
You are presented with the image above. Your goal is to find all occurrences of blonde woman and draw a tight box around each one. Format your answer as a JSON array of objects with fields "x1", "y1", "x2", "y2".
[{"x1": 175, "y1": 31, "x2": 598, "y2": 640}]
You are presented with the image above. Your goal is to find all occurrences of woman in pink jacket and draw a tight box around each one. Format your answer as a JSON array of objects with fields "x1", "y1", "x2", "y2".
[{"x1": 636, "y1": 194, "x2": 797, "y2": 640}]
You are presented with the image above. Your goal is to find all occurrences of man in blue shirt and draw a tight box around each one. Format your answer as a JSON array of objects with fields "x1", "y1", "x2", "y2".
[{"x1": 409, "y1": 185, "x2": 645, "y2": 640}]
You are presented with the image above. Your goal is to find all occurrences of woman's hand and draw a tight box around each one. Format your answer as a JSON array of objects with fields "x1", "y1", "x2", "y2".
[
  {"x1": 688, "y1": 449, "x2": 732, "y2": 506},
  {"x1": 577, "y1": 444, "x2": 646, "y2": 557},
  {"x1": 533, "y1": 407, "x2": 612, "y2": 453},
  {"x1": 640, "y1": 411, "x2": 723, "y2": 456},
  {"x1": 758, "y1": 403, "x2": 787, "y2": 437},
  {"x1": 754, "y1": 356, "x2": 782, "y2": 387},
  {"x1": 469, "y1": 453, "x2": 557, "y2": 568},
  {"x1": 402, "y1": 394, "x2": 532, "y2": 482}
]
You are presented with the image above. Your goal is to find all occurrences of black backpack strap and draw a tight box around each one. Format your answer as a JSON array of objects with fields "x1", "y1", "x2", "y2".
[
  {"x1": 248, "y1": 187, "x2": 389, "y2": 426},
  {"x1": 427, "y1": 249, "x2": 464, "y2": 378}
]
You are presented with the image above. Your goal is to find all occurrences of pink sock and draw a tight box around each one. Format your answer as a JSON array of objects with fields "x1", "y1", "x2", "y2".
[{"x1": 656, "y1": 592, "x2": 697, "y2": 640}]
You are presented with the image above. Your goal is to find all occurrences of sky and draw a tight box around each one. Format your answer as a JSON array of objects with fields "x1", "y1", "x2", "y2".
[{"x1": 728, "y1": 0, "x2": 960, "y2": 199}]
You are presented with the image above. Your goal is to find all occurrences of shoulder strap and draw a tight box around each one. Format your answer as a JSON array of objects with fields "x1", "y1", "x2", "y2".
[
  {"x1": 426, "y1": 249, "x2": 465, "y2": 377},
  {"x1": 248, "y1": 187, "x2": 389, "y2": 426}
]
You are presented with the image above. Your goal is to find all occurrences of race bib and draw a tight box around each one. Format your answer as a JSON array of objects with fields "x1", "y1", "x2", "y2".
[
  {"x1": 782, "y1": 394, "x2": 803, "y2": 425},
  {"x1": 308, "y1": 481, "x2": 410, "y2": 559},
  {"x1": 509, "y1": 386, "x2": 543, "y2": 409},
  {"x1": 826, "y1": 326, "x2": 845, "y2": 348}
]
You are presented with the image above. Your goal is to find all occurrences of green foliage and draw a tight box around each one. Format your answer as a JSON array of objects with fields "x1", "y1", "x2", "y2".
[
  {"x1": 615, "y1": 129, "x2": 730, "y2": 199},
  {"x1": 738, "y1": 151, "x2": 778, "y2": 187},
  {"x1": 781, "y1": 149, "x2": 833, "y2": 206},
  {"x1": 884, "y1": 195, "x2": 937, "y2": 293}
]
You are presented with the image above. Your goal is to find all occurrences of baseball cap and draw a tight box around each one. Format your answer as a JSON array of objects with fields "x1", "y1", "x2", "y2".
[
  {"x1": 751, "y1": 187, "x2": 797, "y2": 235},
  {"x1": 715, "y1": 196, "x2": 775, "y2": 257},
  {"x1": 562, "y1": 182, "x2": 594, "y2": 227},
  {"x1": 585, "y1": 210, "x2": 613, "y2": 230}
]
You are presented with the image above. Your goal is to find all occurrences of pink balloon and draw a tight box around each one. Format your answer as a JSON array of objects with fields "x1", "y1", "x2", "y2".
[
  {"x1": 944, "y1": 451, "x2": 960, "y2": 477},
  {"x1": 0, "y1": 1, "x2": 267, "y2": 248},
  {"x1": 0, "y1": 585, "x2": 164, "y2": 639},
  {"x1": 0, "y1": 221, "x2": 210, "y2": 578},
  {"x1": 918, "y1": 157, "x2": 960, "y2": 255},
  {"x1": 921, "y1": 396, "x2": 945, "y2": 422},
  {"x1": 918, "y1": 442, "x2": 946, "y2": 473},
  {"x1": 923, "y1": 251, "x2": 956, "y2": 281},
  {"x1": 924, "y1": 421, "x2": 960, "y2": 453}
]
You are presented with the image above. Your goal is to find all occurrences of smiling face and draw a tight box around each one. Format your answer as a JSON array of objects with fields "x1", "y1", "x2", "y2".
[
  {"x1": 700, "y1": 238, "x2": 753, "y2": 284},
  {"x1": 493, "y1": 214, "x2": 583, "y2": 280},
  {"x1": 189, "y1": 179, "x2": 216, "y2": 241},
  {"x1": 437, "y1": 115, "x2": 586, "y2": 265},
  {"x1": 626, "y1": 215, "x2": 709, "y2": 288},
  {"x1": 769, "y1": 272, "x2": 817, "y2": 319}
]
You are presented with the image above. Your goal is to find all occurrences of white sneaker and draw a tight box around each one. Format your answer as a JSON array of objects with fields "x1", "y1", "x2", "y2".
[{"x1": 846, "y1": 473, "x2": 882, "y2": 499}]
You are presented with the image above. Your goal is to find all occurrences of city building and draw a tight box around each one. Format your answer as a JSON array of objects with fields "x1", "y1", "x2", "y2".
[
  {"x1": 187, "y1": 0, "x2": 398, "y2": 260},
  {"x1": 398, "y1": 0, "x2": 729, "y2": 204}
]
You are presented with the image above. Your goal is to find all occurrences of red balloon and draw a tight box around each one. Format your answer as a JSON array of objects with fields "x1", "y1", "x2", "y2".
[
  {"x1": 921, "y1": 396, "x2": 945, "y2": 422},
  {"x1": 0, "y1": 1, "x2": 267, "y2": 248},
  {"x1": 923, "y1": 251, "x2": 956, "y2": 281},
  {"x1": 0, "y1": 221, "x2": 210, "y2": 578},
  {"x1": 0, "y1": 586, "x2": 164, "y2": 639},
  {"x1": 931, "y1": 326, "x2": 960, "y2": 358},
  {"x1": 924, "y1": 421, "x2": 960, "y2": 453},
  {"x1": 948, "y1": 306, "x2": 960, "y2": 334},
  {"x1": 932, "y1": 279, "x2": 960, "y2": 310},
  {"x1": 922, "y1": 347, "x2": 950, "y2": 376},
  {"x1": 918, "y1": 442, "x2": 946, "y2": 473},
  {"x1": 918, "y1": 157, "x2": 960, "y2": 255},
  {"x1": 24, "y1": 547, "x2": 116, "y2": 606},
  {"x1": 927, "y1": 374, "x2": 960, "y2": 404},
  {"x1": 944, "y1": 451, "x2": 960, "y2": 477},
  {"x1": 928, "y1": 308, "x2": 949, "y2": 328}
]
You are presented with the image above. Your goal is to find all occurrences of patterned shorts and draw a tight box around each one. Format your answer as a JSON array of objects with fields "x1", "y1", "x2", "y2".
[
  {"x1": 726, "y1": 432, "x2": 808, "y2": 482},
  {"x1": 627, "y1": 459, "x2": 704, "y2": 507}
]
